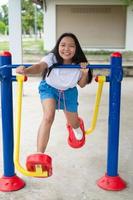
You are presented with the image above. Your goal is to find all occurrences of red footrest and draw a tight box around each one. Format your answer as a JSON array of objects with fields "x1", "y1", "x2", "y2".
[
  {"x1": 26, "y1": 154, "x2": 52, "y2": 177},
  {"x1": 67, "y1": 117, "x2": 85, "y2": 148}
]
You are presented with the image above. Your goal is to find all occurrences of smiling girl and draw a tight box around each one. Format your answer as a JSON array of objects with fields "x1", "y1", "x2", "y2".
[{"x1": 16, "y1": 32, "x2": 92, "y2": 155}]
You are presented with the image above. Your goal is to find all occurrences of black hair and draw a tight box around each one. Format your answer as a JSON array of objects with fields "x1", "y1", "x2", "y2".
[
  {"x1": 51, "y1": 32, "x2": 87, "y2": 64},
  {"x1": 42, "y1": 32, "x2": 92, "y2": 83}
]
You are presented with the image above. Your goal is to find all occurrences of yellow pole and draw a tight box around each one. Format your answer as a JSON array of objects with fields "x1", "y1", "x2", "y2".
[
  {"x1": 85, "y1": 76, "x2": 105, "y2": 135},
  {"x1": 14, "y1": 75, "x2": 48, "y2": 177}
]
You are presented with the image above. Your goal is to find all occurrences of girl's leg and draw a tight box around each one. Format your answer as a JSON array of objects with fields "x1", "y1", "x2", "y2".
[
  {"x1": 37, "y1": 99, "x2": 56, "y2": 153},
  {"x1": 64, "y1": 111, "x2": 80, "y2": 128},
  {"x1": 64, "y1": 111, "x2": 85, "y2": 148},
  {"x1": 64, "y1": 111, "x2": 84, "y2": 139}
]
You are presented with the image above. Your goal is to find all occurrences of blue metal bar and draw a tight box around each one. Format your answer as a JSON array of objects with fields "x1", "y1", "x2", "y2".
[
  {"x1": 0, "y1": 54, "x2": 15, "y2": 176},
  {"x1": 0, "y1": 64, "x2": 111, "y2": 70},
  {"x1": 107, "y1": 53, "x2": 123, "y2": 176},
  {"x1": 0, "y1": 50, "x2": 125, "y2": 191},
  {"x1": 12, "y1": 75, "x2": 17, "y2": 81}
]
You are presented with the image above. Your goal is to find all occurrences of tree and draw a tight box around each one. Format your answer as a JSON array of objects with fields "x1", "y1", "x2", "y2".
[
  {"x1": 1, "y1": 5, "x2": 8, "y2": 25},
  {"x1": 121, "y1": 0, "x2": 133, "y2": 6},
  {"x1": 36, "y1": 7, "x2": 43, "y2": 38},
  {"x1": 0, "y1": 0, "x2": 43, "y2": 36},
  {"x1": 22, "y1": 0, "x2": 35, "y2": 34},
  {"x1": 0, "y1": 21, "x2": 6, "y2": 34},
  {"x1": 0, "y1": 4, "x2": 8, "y2": 34},
  {"x1": 21, "y1": 0, "x2": 43, "y2": 37}
]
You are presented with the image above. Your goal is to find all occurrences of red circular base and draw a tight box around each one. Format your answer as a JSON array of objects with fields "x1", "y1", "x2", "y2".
[
  {"x1": 0, "y1": 175, "x2": 25, "y2": 192},
  {"x1": 97, "y1": 174, "x2": 126, "y2": 191}
]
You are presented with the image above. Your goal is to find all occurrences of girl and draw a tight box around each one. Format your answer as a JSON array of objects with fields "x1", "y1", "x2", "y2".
[{"x1": 16, "y1": 32, "x2": 92, "y2": 154}]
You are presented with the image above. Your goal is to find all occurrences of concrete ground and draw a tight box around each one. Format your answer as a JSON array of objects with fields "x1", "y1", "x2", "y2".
[{"x1": 0, "y1": 77, "x2": 133, "y2": 200}]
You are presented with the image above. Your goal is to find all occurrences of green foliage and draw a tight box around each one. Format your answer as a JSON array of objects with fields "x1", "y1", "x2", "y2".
[
  {"x1": 1, "y1": 5, "x2": 8, "y2": 25},
  {"x1": 0, "y1": 20, "x2": 6, "y2": 34},
  {"x1": 0, "y1": 4, "x2": 8, "y2": 34},
  {"x1": 37, "y1": 10, "x2": 43, "y2": 31},
  {"x1": 21, "y1": 0, "x2": 43, "y2": 35},
  {"x1": 0, "y1": 1, "x2": 44, "y2": 36},
  {"x1": 0, "y1": 20, "x2": 5, "y2": 34},
  {"x1": 22, "y1": 0, "x2": 34, "y2": 34},
  {"x1": 120, "y1": 0, "x2": 133, "y2": 6}
]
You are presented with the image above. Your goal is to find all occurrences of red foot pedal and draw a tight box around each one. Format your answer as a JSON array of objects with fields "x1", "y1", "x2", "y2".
[
  {"x1": 26, "y1": 154, "x2": 52, "y2": 177},
  {"x1": 67, "y1": 117, "x2": 85, "y2": 148}
]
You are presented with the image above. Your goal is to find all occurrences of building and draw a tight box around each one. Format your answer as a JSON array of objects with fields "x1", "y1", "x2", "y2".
[
  {"x1": 42, "y1": 0, "x2": 133, "y2": 51},
  {"x1": 8, "y1": 0, "x2": 133, "y2": 63}
]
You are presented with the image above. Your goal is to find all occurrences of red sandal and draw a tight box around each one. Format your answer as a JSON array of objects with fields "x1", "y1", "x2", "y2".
[{"x1": 67, "y1": 118, "x2": 85, "y2": 148}]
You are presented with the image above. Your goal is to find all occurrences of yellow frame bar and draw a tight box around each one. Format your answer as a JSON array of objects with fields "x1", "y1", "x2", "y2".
[
  {"x1": 85, "y1": 76, "x2": 105, "y2": 135},
  {"x1": 14, "y1": 75, "x2": 48, "y2": 177},
  {"x1": 14, "y1": 75, "x2": 105, "y2": 175}
]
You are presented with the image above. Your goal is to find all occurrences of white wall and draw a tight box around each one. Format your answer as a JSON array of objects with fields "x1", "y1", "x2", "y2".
[{"x1": 44, "y1": 0, "x2": 133, "y2": 51}]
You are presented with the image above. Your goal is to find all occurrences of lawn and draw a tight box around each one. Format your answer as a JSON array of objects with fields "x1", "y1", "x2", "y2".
[
  {"x1": 0, "y1": 41, "x2": 9, "y2": 51},
  {"x1": 0, "y1": 37, "x2": 44, "y2": 53},
  {"x1": 0, "y1": 37, "x2": 45, "y2": 62},
  {"x1": 22, "y1": 38, "x2": 44, "y2": 54}
]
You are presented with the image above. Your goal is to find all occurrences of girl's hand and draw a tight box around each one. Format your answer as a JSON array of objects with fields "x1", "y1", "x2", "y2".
[
  {"x1": 16, "y1": 65, "x2": 26, "y2": 75},
  {"x1": 80, "y1": 62, "x2": 89, "y2": 74},
  {"x1": 78, "y1": 62, "x2": 92, "y2": 87},
  {"x1": 78, "y1": 62, "x2": 90, "y2": 88}
]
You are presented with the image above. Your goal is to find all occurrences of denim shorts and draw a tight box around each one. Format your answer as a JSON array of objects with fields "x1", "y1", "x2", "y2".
[{"x1": 38, "y1": 80, "x2": 78, "y2": 112}]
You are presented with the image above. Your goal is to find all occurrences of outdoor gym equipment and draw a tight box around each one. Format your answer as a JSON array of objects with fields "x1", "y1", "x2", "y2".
[
  {"x1": 14, "y1": 74, "x2": 52, "y2": 178},
  {"x1": 0, "y1": 51, "x2": 126, "y2": 192},
  {"x1": 15, "y1": 74, "x2": 103, "y2": 171},
  {"x1": 85, "y1": 75, "x2": 105, "y2": 135}
]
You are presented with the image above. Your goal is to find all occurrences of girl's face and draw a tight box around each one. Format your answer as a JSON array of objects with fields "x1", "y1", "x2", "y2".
[{"x1": 58, "y1": 36, "x2": 76, "y2": 64}]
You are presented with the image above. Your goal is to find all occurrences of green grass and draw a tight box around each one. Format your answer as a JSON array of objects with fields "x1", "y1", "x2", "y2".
[
  {"x1": 0, "y1": 38, "x2": 44, "y2": 54},
  {"x1": 0, "y1": 41, "x2": 9, "y2": 51},
  {"x1": 22, "y1": 38, "x2": 44, "y2": 54}
]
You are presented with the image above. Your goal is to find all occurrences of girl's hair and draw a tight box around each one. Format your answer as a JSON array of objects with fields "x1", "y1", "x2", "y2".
[
  {"x1": 51, "y1": 32, "x2": 87, "y2": 64},
  {"x1": 43, "y1": 32, "x2": 92, "y2": 83}
]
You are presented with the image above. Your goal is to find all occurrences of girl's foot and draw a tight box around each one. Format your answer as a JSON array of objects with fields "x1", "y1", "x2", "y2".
[
  {"x1": 73, "y1": 127, "x2": 83, "y2": 140},
  {"x1": 66, "y1": 118, "x2": 85, "y2": 148}
]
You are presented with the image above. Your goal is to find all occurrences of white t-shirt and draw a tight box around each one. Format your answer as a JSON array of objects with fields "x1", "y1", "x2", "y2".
[{"x1": 41, "y1": 53, "x2": 82, "y2": 90}]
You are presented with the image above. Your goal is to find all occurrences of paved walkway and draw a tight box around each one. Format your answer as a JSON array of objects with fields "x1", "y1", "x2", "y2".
[{"x1": 0, "y1": 77, "x2": 133, "y2": 200}]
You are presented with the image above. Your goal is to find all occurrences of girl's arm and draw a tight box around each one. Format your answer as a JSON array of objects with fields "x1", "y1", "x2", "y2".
[
  {"x1": 16, "y1": 61, "x2": 48, "y2": 75},
  {"x1": 78, "y1": 62, "x2": 91, "y2": 88},
  {"x1": 78, "y1": 62, "x2": 93, "y2": 88},
  {"x1": 78, "y1": 69, "x2": 89, "y2": 88}
]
